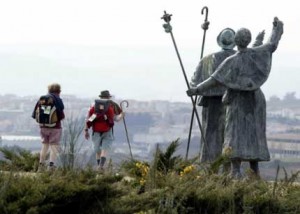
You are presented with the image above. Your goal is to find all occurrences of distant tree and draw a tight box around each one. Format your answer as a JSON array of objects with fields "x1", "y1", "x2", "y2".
[
  {"x1": 283, "y1": 92, "x2": 297, "y2": 102},
  {"x1": 0, "y1": 146, "x2": 39, "y2": 171},
  {"x1": 268, "y1": 95, "x2": 281, "y2": 103},
  {"x1": 60, "y1": 114, "x2": 86, "y2": 170}
]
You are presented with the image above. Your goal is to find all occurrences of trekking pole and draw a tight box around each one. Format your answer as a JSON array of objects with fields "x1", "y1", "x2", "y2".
[
  {"x1": 186, "y1": 6, "x2": 210, "y2": 160},
  {"x1": 120, "y1": 100, "x2": 133, "y2": 160},
  {"x1": 161, "y1": 11, "x2": 206, "y2": 160}
]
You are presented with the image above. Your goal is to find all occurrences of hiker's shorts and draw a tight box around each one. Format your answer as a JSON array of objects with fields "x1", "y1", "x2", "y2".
[
  {"x1": 40, "y1": 128, "x2": 62, "y2": 145},
  {"x1": 91, "y1": 129, "x2": 114, "y2": 153}
]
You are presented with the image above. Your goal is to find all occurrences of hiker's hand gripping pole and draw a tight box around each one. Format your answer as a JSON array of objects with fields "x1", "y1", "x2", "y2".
[
  {"x1": 186, "y1": 6, "x2": 209, "y2": 160},
  {"x1": 161, "y1": 11, "x2": 207, "y2": 159},
  {"x1": 120, "y1": 100, "x2": 133, "y2": 160}
]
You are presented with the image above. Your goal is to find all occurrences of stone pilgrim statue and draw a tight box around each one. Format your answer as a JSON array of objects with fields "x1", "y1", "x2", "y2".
[
  {"x1": 190, "y1": 28, "x2": 236, "y2": 164},
  {"x1": 187, "y1": 17, "x2": 284, "y2": 178}
]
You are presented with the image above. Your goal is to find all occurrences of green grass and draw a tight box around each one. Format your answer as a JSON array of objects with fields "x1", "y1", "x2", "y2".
[{"x1": 0, "y1": 141, "x2": 299, "y2": 214}]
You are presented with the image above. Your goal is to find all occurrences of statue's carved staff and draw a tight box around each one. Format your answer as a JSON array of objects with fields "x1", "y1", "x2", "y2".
[
  {"x1": 200, "y1": 6, "x2": 209, "y2": 59},
  {"x1": 161, "y1": 11, "x2": 206, "y2": 159},
  {"x1": 120, "y1": 100, "x2": 133, "y2": 160},
  {"x1": 186, "y1": 6, "x2": 210, "y2": 160}
]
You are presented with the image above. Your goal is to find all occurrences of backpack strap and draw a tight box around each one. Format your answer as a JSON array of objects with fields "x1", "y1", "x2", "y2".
[{"x1": 48, "y1": 93, "x2": 65, "y2": 120}]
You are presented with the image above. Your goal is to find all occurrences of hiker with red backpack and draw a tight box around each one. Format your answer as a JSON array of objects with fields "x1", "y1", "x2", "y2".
[
  {"x1": 32, "y1": 83, "x2": 65, "y2": 171},
  {"x1": 84, "y1": 90, "x2": 124, "y2": 172}
]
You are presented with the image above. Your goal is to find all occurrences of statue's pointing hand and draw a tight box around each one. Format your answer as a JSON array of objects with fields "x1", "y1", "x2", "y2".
[{"x1": 256, "y1": 30, "x2": 265, "y2": 42}]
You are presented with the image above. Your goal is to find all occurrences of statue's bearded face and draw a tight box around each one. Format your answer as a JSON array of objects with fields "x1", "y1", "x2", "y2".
[{"x1": 235, "y1": 28, "x2": 252, "y2": 48}]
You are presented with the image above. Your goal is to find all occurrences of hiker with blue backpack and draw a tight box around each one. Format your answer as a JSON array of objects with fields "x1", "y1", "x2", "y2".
[
  {"x1": 32, "y1": 83, "x2": 65, "y2": 171},
  {"x1": 84, "y1": 90, "x2": 124, "y2": 172}
]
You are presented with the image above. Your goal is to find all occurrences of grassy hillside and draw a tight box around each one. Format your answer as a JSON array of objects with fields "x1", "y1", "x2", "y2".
[{"x1": 0, "y1": 141, "x2": 299, "y2": 214}]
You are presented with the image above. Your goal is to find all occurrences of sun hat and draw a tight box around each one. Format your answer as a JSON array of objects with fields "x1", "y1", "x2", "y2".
[
  {"x1": 99, "y1": 90, "x2": 112, "y2": 98},
  {"x1": 217, "y1": 28, "x2": 236, "y2": 50}
]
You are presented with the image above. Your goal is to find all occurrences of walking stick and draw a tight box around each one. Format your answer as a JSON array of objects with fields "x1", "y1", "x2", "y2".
[
  {"x1": 120, "y1": 100, "x2": 133, "y2": 160},
  {"x1": 186, "y1": 6, "x2": 210, "y2": 160},
  {"x1": 161, "y1": 11, "x2": 207, "y2": 160}
]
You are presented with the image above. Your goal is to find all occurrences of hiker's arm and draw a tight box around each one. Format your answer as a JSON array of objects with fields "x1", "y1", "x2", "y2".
[
  {"x1": 84, "y1": 107, "x2": 94, "y2": 139},
  {"x1": 31, "y1": 101, "x2": 38, "y2": 119},
  {"x1": 114, "y1": 112, "x2": 125, "y2": 122},
  {"x1": 59, "y1": 110, "x2": 65, "y2": 120}
]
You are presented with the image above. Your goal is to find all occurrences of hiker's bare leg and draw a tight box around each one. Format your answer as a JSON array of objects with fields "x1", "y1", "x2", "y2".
[
  {"x1": 96, "y1": 151, "x2": 101, "y2": 166},
  {"x1": 40, "y1": 143, "x2": 49, "y2": 164},
  {"x1": 100, "y1": 150, "x2": 107, "y2": 168},
  {"x1": 49, "y1": 144, "x2": 60, "y2": 166}
]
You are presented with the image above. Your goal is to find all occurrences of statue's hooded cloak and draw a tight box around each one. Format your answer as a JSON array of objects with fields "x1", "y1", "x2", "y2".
[{"x1": 212, "y1": 45, "x2": 273, "y2": 91}]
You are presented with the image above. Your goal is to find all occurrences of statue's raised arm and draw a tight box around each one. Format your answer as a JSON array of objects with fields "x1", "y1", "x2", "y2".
[{"x1": 268, "y1": 17, "x2": 284, "y2": 52}]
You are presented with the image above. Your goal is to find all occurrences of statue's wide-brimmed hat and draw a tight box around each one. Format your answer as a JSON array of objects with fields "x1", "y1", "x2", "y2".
[
  {"x1": 217, "y1": 28, "x2": 236, "y2": 50},
  {"x1": 99, "y1": 90, "x2": 112, "y2": 98}
]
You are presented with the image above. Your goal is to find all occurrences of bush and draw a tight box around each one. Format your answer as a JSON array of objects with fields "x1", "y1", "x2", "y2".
[
  {"x1": 0, "y1": 146, "x2": 39, "y2": 172},
  {"x1": 0, "y1": 141, "x2": 299, "y2": 213}
]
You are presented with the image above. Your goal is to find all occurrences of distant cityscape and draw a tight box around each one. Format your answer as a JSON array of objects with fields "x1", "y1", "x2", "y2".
[{"x1": 0, "y1": 92, "x2": 300, "y2": 173}]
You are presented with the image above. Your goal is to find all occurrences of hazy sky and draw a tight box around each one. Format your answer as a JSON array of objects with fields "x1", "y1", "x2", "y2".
[{"x1": 0, "y1": 0, "x2": 299, "y2": 102}]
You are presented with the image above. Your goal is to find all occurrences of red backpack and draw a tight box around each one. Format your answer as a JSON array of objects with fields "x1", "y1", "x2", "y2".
[{"x1": 87, "y1": 99, "x2": 114, "y2": 131}]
